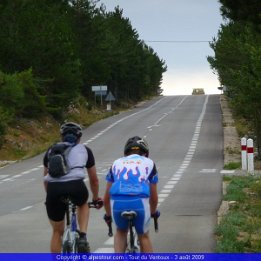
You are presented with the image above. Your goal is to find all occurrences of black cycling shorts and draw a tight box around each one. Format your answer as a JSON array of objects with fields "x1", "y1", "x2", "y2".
[{"x1": 45, "y1": 179, "x2": 89, "y2": 221}]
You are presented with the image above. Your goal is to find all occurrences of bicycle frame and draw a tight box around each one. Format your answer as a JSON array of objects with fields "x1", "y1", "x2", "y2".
[
  {"x1": 105, "y1": 210, "x2": 159, "y2": 253},
  {"x1": 121, "y1": 211, "x2": 139, "y2": 253},
  {"x1": 62, "y1": 198, "x2": 80, "y2": 253}
]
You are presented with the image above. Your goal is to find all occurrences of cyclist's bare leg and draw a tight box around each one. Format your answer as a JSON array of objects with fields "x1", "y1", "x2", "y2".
[
  {"x1": 49, "y1": 219, "x2": 64, "y2": 253},
  {"x1": 138, "y1": 232, "x2": 153, "y2": 253},
  {"x1": 114, "y1": 229, "x2": 128, "y2": 253},
  {"x1": 77, "y1": 202, "x2": 89, "y2": 233}
]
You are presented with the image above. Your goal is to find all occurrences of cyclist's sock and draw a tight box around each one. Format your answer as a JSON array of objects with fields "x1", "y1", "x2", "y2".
[{"x1": 79, "y1": 232, "x2": 87, "y2": 239}]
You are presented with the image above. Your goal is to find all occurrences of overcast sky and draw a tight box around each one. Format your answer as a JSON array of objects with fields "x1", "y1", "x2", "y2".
[{"x1": 98, "y1": 0, "x2": 224, "y2": 95}]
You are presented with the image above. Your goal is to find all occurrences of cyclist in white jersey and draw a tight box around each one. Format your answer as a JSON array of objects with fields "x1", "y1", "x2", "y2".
[
  {"x1": 104, "y1": 136, "x2": 160, "y2": 252},
  {"x1": 43, "y1": 122, "x2": 103, "y2": 253}
]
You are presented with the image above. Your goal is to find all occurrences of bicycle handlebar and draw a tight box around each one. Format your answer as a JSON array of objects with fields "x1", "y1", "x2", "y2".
[
  {"x1": 151, "y1": 210, "x2": 160, "y2": 232},
  {"x1": 107, "y1": 222, "x2": 113, "y2": 237},
  {"x1": 88, "y1": 199, "x2": 103, "y2": 209},
  {"x1": 88, "y1": 202, "x2": 96, "y2": 208},
  {"x1": 153, "y1": 216, "x2": 159, "y2": 232}
]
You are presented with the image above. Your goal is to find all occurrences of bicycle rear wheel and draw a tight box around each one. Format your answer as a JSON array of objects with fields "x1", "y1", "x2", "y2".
[
  {"x1": 62, "y1": 240, "x2": 72, "y2": 253},
  {"x1": 126, "y1": 230, "x2": 140, "y2": 253}
]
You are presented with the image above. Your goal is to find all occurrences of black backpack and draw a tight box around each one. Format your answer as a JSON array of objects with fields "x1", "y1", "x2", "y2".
[{"x1": 48, "y1": 142, "x2": 74, "y2": 178}]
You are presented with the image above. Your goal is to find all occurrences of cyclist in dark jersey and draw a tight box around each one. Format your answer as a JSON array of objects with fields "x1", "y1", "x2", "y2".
[{"x1": 43, "y1": 122, "x2": 102, "y2": 253}]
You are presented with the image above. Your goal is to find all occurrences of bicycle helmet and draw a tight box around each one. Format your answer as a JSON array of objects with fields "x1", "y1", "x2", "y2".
[
  {"x1": 124, "y1": 136, "x2": 149, "y2": 157},
  {"x1": 60, "y1": 122, "x2": 82, "y2": 139}
]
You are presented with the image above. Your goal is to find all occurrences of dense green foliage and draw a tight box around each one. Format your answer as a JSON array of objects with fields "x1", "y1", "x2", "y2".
[
  {"x1": 208, "y1": 0, "x2": 261, "y2": 158},
  {"x1": 0, "y1": 0, "x2": 166, "y2": 142}
]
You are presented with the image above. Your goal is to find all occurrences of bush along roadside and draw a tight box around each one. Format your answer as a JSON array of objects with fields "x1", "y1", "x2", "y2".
[{"x1": 215, "y1": 175, "x2": 261, "y2": 252}]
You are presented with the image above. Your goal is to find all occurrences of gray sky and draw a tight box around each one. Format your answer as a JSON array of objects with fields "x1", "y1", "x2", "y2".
[{"x1": 98, "y1": 0, "x2": 223, "y2": 95}]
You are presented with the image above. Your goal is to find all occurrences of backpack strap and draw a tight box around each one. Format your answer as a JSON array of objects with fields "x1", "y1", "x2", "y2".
[
  {"x1": 64, "y1": 143, "x2": 86, "y2": 171},
  {"x1": 70, "y1": 166, "x2": 85, "y2": 170}
]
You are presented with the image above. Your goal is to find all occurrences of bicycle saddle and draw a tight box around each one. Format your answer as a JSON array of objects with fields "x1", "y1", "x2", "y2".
[{"x1": 121, "y1": 211, "x2": 137, "y2": 220}]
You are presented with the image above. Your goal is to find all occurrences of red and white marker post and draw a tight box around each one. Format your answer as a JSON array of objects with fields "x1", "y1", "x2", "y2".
[
  {"x1": 247, "y1": 138, "x2": 254, "y2": 174},
  {"x1": 241, "y1": 137, "x2": 247, "y2": 171}
]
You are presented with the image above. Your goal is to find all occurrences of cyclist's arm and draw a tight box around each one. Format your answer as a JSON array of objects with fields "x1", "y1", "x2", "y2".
[
  {"x1": 43, "y1": 151, "x2": 49, "y2": 192},
  {"x1": 87, "y1": 165, "x2": 99, "y2": 201},
  {"x1": 85, "y1": 146, "x2": 100, "y2": 201},
  {"x1": 104, "y1": 182, "x2": 112, "y2": 216},
  {"x1": 43, "y1": 167, "x2": 48, "y2": 192},
  {"x1": 149, "y1": 183, "x2": 158, "y2": 214},
  {"x1": 148, "y1": 163, "x2": 159, "y2": 214}
]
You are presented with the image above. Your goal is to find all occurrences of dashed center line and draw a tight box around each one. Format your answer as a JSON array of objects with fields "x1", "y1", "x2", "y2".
[
  {"x1": 20, "y1": 206, "x2": 33, "y2": 211},
  {"x1": 161, "y1": 189, "x2": 172, "y2": 193},
  {"x1": 157, "y1": 95, "x2": 209, "y2": 210},
  {"x1": 167, "y1": 181, "x2": 178, "y2": 185},
  {"x1": 84, "y1": 98, "x2": 166, "y2": 145},
  {"x1": 158, "y1": 194, "x2": 169, "y2": 198},
  {"x1": 164, "y1": 185, "x2": 175, "y2": 189},
  {"x1": 0, "y1": 165, "x2": 43, "y2": 185}
]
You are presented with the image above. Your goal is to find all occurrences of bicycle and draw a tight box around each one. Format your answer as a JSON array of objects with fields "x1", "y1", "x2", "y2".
[
  {"x1": 105, "y1": 210, "x2": 159, "y2": 253},
  {"x1": 122, "y1": 210, "x2": 139, "y2": 253},
  {"x1": 61, "y1": 197, "x2": 98, "y2": 253}
]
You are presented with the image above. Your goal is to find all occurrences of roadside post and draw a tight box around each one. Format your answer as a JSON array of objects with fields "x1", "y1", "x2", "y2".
[
  {"x1": 247, "y1": 138, "x2": 254, "y2": 175},
  {"x1": 241, "y1": 137, "x2": 247, "y2": 171}
]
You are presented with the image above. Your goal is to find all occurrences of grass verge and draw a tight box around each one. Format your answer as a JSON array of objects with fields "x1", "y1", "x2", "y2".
[
  {"x1": 224, "y1": 162, "x2": 241, "y2": 170},
  {"x1": 0, "y1": 104, "x2": 120, "y2": 162},
  {"x1": 215, "y1": 175, "x2": 261, "y2": 252}
]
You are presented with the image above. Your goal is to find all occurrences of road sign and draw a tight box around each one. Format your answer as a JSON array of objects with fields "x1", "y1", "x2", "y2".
[
  {"x1": 105, "y1": 91, "x2": 116, "y2": 102},
  {"x1": 95, "y1": 91, "x2": 107, "y2": 96},
  {"x1": 92, "y1": 85, "x2": 108, "y2": 106},
  {"x1": 92, "y1": 85, "x2": 107, "y2": 92}
]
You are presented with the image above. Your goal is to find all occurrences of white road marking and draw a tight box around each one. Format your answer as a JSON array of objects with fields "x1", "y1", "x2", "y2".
[
  {"x1": 220, "y1": 170, "x2": 235, "y2": 174},
  {"x1": 170, "y1": 177, "x2": 180, "y2": 181},
  {"x1": 13, "y1": 174, "x2": 22, "y2": 178},
  {"x1": 0, "y1": 165, "x2": 44, "y2": 185},
  {"x1": 21, "y1": 170, "x2": 31, "y2": 174},
  {"x1": 2, "y1": 178, "x2": 14, "y2": 182},
  {"x1": 200, "y1": 169, "x2": 217, "y2": 173},
  {"x1": 164, "y1": 185, "x2": 175, "y2": 189},
  {"x1": 0, "y1": 175, "x2": 9, "y2": 180},
  {"x1": 161, "y1": 189, "x2": 172, "y2": 193},
  {"x1": 167, "y1": 180, "x2": 178, "y2": 185},
  {"x1": 20, "y1": 206, "x2": 33, "y2": 211},
  {"x1": 158, "y1": 198, "x2": 166, "y2": 203},
  {"x1": 158, "y1": 194, "x2": 169, "y2": 198},
  {"x1": 183, "y1": 160, "x2": 191, "y2": 164}
]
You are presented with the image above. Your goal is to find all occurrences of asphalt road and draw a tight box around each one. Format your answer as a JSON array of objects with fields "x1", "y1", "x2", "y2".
[{"x1": 0, "y1": 95, "x2": 223, "y2": 253}]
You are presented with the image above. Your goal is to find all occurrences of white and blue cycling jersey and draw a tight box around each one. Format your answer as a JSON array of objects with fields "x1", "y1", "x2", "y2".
[
  {"x1": 106, "y1": 154, "x2": 158, "y2": 199},
  {"x1": 106, "y1": 154, "x2": 158, "y2": 234}
]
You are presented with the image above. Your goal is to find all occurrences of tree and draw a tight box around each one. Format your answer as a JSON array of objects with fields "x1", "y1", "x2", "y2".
[
  {"x1": 0, "y1": 0, "x2": 82, "y2": 118},
  {"x1": 208, "y1": 1, "x2": 261, "y2": 158},
  {"x1": 219, "y1": 0, "x2": 261, "y2": 32},
  {"x1": 0, "y1": 0, "x2": 167, "y2": 120}
]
